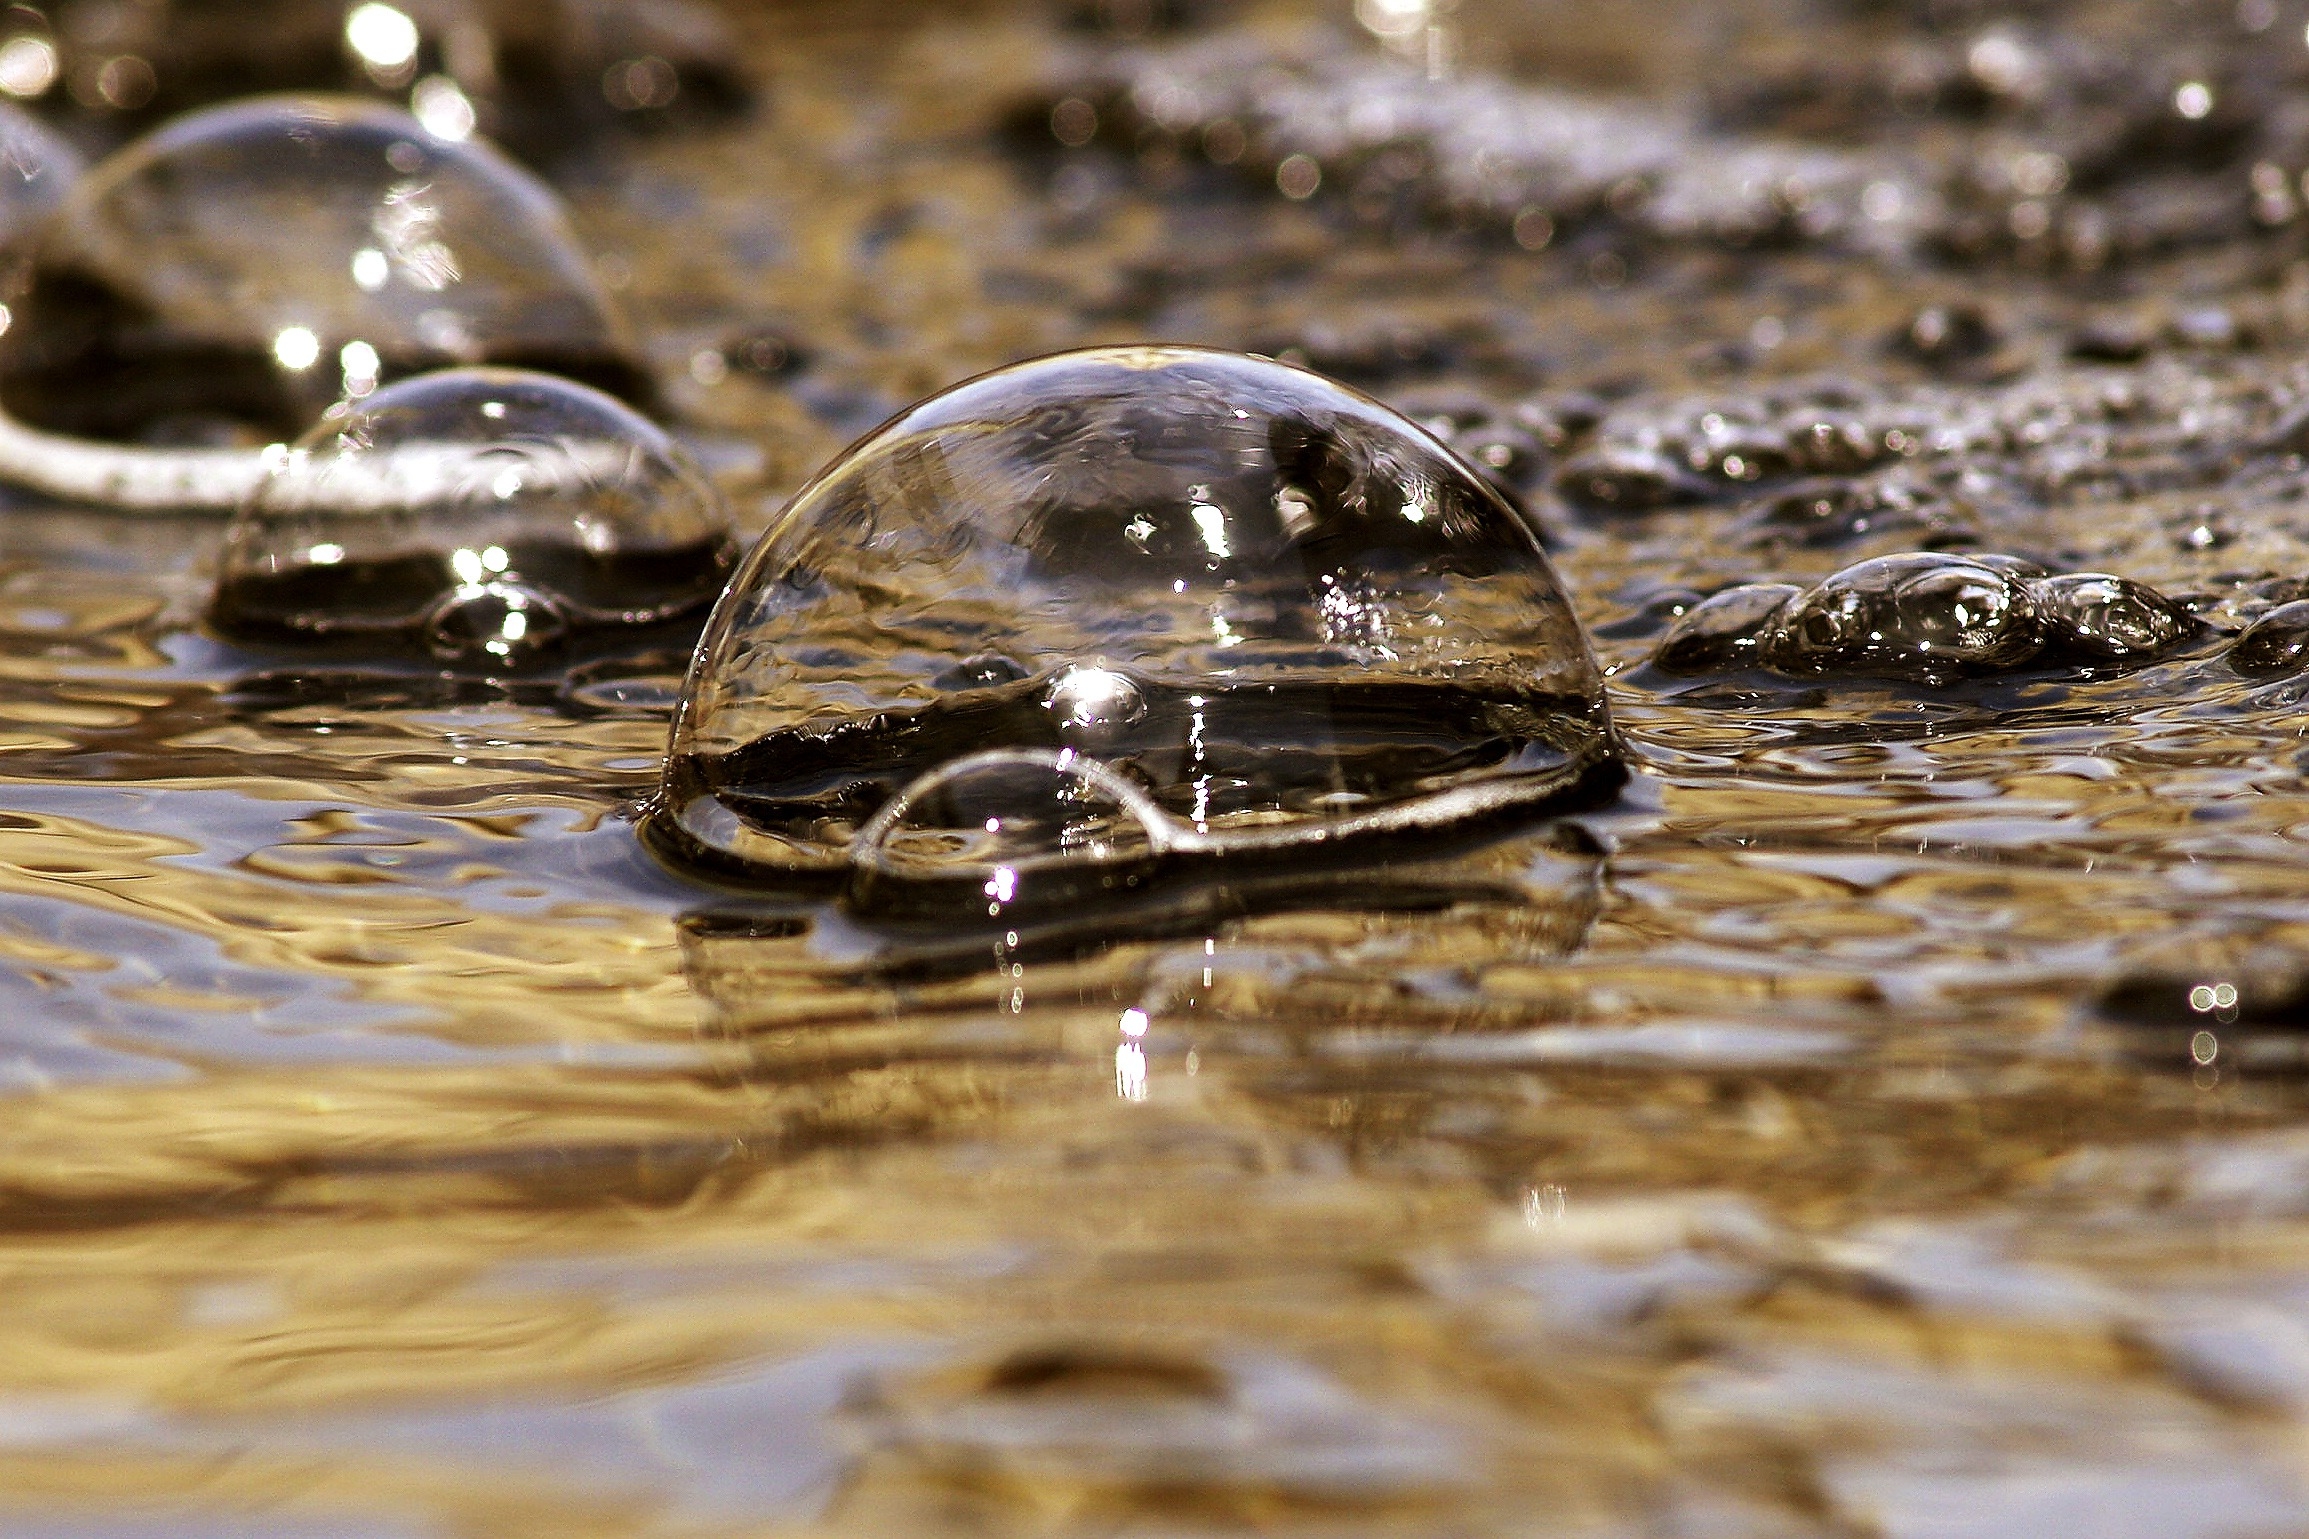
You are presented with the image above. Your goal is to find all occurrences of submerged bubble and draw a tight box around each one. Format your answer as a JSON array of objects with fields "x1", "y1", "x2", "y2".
[
  {"x1": 649, "y1": 345, "x2": 1621, "y2": 881},
  {"x1": 0, "y1": 94, "x2": 649, "y2": 444},
  {"x1": 208, "y1": 367, "x2": 733, "y2": 663},
  {"x1": 846, "y1": 749, "x2": 1169, "y2": 920}
]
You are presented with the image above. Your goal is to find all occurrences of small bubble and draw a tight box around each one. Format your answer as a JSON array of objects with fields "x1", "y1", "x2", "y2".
[
  {"x1": 2174, "y1": 81, "x2": 2214, "y2": 119},
  {"x1": 2232, "y1": 601, "x2": 2309, "y2": 677},
  {"x1": 209, "y1": 367, "x2": 731, "y2": 661},
  {"x1": 1051, "y1": 96, "x2": 1099, "y2": 147},
  {"x1": 603, "y1": 56, "x2": 681, "y2": 113},
  {"x1": 1276, "y1": 153, "x2": 1322, "y2": 199},
  {"x1": 92, "y1": 55, "x2": 156, "y2": 111},
  {"x1": 1047, "y1": 666, "x2": 1148, "y2": 736}
]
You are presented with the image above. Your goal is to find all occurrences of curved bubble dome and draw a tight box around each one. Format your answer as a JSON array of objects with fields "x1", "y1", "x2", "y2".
[
  {"x1": 0, "y1": 93, "x2": 649, "y2": 445},
  {"x1": 208, "y1": 367, "x2": 733, "y2": 665},
  {"x1": 649, "y1": 345, "x2": 1622, "y2": 883}
]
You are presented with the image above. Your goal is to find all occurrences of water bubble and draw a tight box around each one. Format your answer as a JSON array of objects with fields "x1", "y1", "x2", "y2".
[
  {"x1": 420, "y1": 577, "x2": 570, "y2": 663},
  {"x1": 208, "y1": 366, "x2": 732, "y2": 663},
  {"x1": 1652, "y1": 583, "x2": 1802, "y2": 674},
  {"x1": 846, "y1": 749, "x2": 1170, "y2": 920},
  {"x1": 650, "y1": 345, "x2": 1621, "y2": 881},
  {"x1": 2033, "y1": 572, "x2": 2196, "y2": 662},
  {"x1": 0, "y1": 94, "x2": 649, "y2": 447},
  {"x1": 1762, "y1": 553, "x2": 2043, "y2": 681},
  {"x1": 2231, "y1": 600, "x2": 2309, "y2": 678},
  {"x1": 1046, "y1": 665, "x2": 1149, "y2": 739}
]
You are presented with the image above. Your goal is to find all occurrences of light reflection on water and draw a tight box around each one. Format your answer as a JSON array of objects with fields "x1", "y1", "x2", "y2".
[{"x1": 2, "y1": 0, "x2": 2309, "y2": 1535}]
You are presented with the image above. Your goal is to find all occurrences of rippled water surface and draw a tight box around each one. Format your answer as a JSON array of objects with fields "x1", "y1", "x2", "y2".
[{"x1": 14, "y1": 1, "x2": 2309, "y2": 1534}]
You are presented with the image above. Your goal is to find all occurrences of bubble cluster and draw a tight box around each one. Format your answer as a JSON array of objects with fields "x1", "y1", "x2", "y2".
[
  {"x1": 1652, "y1": 552, "x2": 2196, "y2": 683},
  {"x1": 1070, "y1": 11, "x2": 2309, "y2": 270},
  {"x1": 208, "y1": 367, "x2": 732, "y2": 665},
  {"x1": 0, "y1": 94, "x2": 648, "y2": 447},
  {"x1": 649, "y1": 346, "x2": 1622, "y2": 887}
]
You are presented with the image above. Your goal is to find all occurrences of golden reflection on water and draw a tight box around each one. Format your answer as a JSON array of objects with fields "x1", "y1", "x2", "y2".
[{"x1": 4, "y1": 1, "x2": 2309, "y2": 1535}]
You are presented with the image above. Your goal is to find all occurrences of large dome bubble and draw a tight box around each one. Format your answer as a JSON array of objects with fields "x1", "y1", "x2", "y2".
[
  {"x1": 208, "y1": 366, "x2": 732, "y2": 665},
  {"x1": 0, "y1": 94, "x2": 649, "y2": 444},
  {"x1": 649, "y1": 346, "x2": 1621, "y2": 885}
]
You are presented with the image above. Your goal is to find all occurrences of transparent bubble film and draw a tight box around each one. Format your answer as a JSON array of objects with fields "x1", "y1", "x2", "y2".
[
  {"x1": 209, "y1": 367, "x2": 733, "y2": 664},
  {"x1": 652, "y1": 346, "x2": 1623, "y2": 884},
  {"x1": 0, "y1": 94, "x2": 648, "y2": 444}
]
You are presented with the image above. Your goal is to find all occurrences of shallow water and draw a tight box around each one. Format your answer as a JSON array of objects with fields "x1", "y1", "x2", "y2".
[{"x1": 10, "y1": 1, "x2": 2309, "y2": 1534}]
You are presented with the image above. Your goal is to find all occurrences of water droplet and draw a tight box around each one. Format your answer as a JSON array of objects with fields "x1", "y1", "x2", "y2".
[
  {"x1": 652, "y1": 345, "x2": 1620, "y2": 878},
  {"x1": 208, "y1": 366, "x2": 732, "y2": 660},
  {"x1": 2231, "y1": 600, "x2": 2309, "y2": 677},
  {"x1": 0, "y1": 95, "x2": 649, "y2": 444}
]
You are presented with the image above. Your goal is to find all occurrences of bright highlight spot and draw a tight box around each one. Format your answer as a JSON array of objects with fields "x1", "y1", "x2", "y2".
[
  {"x1": 350, "y1": 247, "x2": 389, "y2": 291},
  {"x1": 272, "y1": 327, "x2": 320, "y2": 371},
  {"x1": 412, "y1": 75, "x2": 476, "y2": 142},
  {"x1": 0, "y1": 36, "x2": 58, "y2": 98},
  {"x1": 1115, "y1": 1042, "x2": 1149, "y2": 1101},
  {"x1": 1190, "y1": 501, "x2": 1232, "y2": 557},
  {"x1": 345, "y1": 4, "x2": 420, "y2": 70}
]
